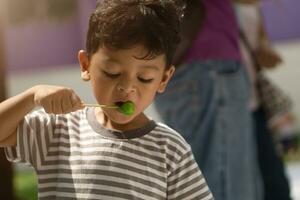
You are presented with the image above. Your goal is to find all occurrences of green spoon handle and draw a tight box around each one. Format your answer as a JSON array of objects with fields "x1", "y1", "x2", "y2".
[{"x1": 84, "y1": 104, "x2": 118, "y2": 109}]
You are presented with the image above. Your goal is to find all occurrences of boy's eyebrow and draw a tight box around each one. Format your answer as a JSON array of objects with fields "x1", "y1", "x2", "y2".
[
  {"x1": 104, "y1": 58, "x2": 120, "y2": 64},
  {"x1": 104, "y1": 58, "x2": 160, "y2": 71},
  {"x1": 140, "y1": 65, "x2": 160, "y2": 71}
]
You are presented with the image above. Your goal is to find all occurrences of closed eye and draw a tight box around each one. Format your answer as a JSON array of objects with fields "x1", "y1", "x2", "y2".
[
  {"x1": 138, "y1": 77, "x2": 154, "y2": 83},
  {"x1": 102, "y1": 70, "x2": 120, "y2": 78}
]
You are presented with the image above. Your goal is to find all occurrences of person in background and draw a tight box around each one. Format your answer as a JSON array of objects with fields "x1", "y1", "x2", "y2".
[
  {"x1": 235, "y1": 1, "x2": 293, "y2": 199},
  {"x1": 155, "y1": 0, "x2": 263, "y2": 199}
]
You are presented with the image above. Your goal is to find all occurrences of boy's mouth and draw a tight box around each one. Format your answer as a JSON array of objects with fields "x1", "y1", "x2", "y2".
[
  {"x1": 114, "y1": 101, "x2": 125, "y2": 107},
  {"x1": 114, "y1": 101, "x2": 136, "y2": 116}
]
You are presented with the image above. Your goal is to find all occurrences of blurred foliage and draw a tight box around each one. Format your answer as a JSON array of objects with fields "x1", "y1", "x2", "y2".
[
  {"x1": 284, "y1": 131, "x2": 300, "y2": 163},
  {"x1": 14, "y1": 169, "x2": 37, "y2": 200}
]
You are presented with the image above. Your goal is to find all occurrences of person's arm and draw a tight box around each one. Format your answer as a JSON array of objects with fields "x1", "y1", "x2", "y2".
[
  {"x1": 173, "y1": 0, "x2": 205, "y2": 66},
  {"x1": 254, "y1": 9, "x2": 282, "y2": 69},
  {"x1": 0, "y1": 85, "x2": 83, "y2": 147}
]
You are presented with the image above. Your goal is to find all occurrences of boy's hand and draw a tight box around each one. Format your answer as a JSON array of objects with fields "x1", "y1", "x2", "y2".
[{"x1": 32, "y1": 85, "x2": 84, "y2": 114}]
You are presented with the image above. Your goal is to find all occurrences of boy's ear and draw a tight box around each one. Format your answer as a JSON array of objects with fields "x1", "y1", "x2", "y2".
[
  {"x1": 78, "y1": 50, "x2": 91, "y2": 81},
  {"x1": 157, "y1": 65, "x2": 175, "y2": 93}
]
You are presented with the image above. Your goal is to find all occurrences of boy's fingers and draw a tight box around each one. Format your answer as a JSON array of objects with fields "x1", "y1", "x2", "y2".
[
  {"x1": 62, "y1": 98, "x2": 73, "y2": 113},
  {"x1": 43, "y1": 100, "x2": 53, "y2": 114},
  {"x1": 53, "y1": 99, "x2": 63, "y2": 114},
  {"x1": 71, "y1": 94, "x2": 84, "y2": 110}
]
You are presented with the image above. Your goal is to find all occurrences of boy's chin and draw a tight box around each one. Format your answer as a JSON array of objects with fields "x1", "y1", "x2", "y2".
[
  {"x1": 105, "y1": 111, "x2": 150, "y2": 131},
  {"x1": 111, "y1": 115, "x2": 135, "y2": 125},
  {"x1": 105, "y1": 111, "x2": 137, "y2": 124}
]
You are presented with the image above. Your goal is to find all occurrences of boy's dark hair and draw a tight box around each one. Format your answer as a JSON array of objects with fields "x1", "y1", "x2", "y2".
[{"x1": 86, "y1": 0, "x2": 185, "y2": 68}]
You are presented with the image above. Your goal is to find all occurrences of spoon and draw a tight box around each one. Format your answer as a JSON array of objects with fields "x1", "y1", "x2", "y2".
[{"x1": 84, "y1": 101, "x2": 135, "y2": 116}]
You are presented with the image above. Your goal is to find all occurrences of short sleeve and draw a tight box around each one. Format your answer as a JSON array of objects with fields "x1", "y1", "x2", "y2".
[
  {"x1": 167, "y1": 150, "x2": 214, "y2": 200},
  {"x1": 5, "y1": 110, "x2": 56, "y2": 169}
]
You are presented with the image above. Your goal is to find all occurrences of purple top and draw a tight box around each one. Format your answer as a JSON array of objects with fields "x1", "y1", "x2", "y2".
[{"x1": 184, "y1": 0, "x2": 241, "y2": 62}]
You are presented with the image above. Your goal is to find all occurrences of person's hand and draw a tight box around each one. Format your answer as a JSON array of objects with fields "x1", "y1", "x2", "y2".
[
  {"x1": 32, "y1": 85, "x2": 84, "y2": 114},
  {"x1": 254, "y1": 45, "x2": 283, "y2": 69}
]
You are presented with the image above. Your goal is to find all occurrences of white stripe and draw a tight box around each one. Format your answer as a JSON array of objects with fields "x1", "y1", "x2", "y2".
[
  {"x1": 45, "y1": 146, "x2": 164, "y2": 167},
  {"x1": 181, "y1": 185, "x2": 212, "y2": 200},
  {"x1": 39, "y1": 184, "x2": 163, "y2": 200},
  {"x1": 39, "y1": 191, "x2": 128, "y2": 200},
  {"x1": 168, "y1": 178, "x2": 209, "y2": 199},
  {"x1": 38, "y1": 164, "x2": 165, "y2": 187},
  {"x1": 47, "y1": 142, "x2": 163, "y2": 160},
  {"x1": 38, "y1": 173, "x2": 165, "y2": 197},
  {"x1": 169, "y1": 169, "x2": 205, "y2": 190}
]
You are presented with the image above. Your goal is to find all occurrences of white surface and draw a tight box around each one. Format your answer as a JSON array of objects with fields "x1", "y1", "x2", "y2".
[{"x1": 287, "y1": 163, "x2": 300, "y2": 200}]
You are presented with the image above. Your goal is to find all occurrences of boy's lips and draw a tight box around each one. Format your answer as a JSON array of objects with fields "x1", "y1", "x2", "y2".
[
  {"x1": 114, "y1": 99, "x2": 132, "y2": 105},
  {"x1": 113, "y1": 100, "x2": 136, "y2": 116}
]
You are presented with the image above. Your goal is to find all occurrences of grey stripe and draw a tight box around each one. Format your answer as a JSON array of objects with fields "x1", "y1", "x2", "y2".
[
  {"x1": 31, "y1": 136, "x2": 38, "y2": 169},
  {"x1": 168, "y1": 174, "x2": 205, "y2": 195},
  {"x1": 38, "y1": 170, "x2": 165, "y2": 192},
  {"x1": 190, "y1": 188, "x2": 213, "y2": 200},
  {"x1": 38, "y1": 159, "x2": 166, "y2": 182},
  {"x1": 19, "y1": 120, "x2": 28, "y2": 163},
  {"x1": 33, "y1": 117, "x2": 43, "y2": 167},
  {"x1": 138, "y1": 135, "x2": 167, "y2": 146},
  {"x1": 54, "y1": 125, "x2": 81, "y2": 136},
  {"x1": 46, "y1": 142, "x2": 165, "y2": 163},
  {"x1": 39, "y1": 178, "x2": 165, "y2": 199},
  {"x1": 150, "y1": 128, "x2": 187, "y2": 150},
  {"x1": 57, "y1": 116, "x2": 68, "y2": 123},
  {"x1": 43, "y1": 146, "x2": 165, "y2": 170},
  {"x1": 177, "y1": 184, "x2": 211, "y2": 200},
  {"x1": 169, "y1": 166, "x2": 200, "y2": 186},
  {"x1": 39, "y1": 187, "x2": 149, "y2": 200},
  {"x1": 69, "y1": 116, "x2": 80, "y2": 127}
]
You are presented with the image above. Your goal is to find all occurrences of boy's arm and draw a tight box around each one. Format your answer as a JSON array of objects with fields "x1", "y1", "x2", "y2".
[
  {"x1": 173, "y1": 0, "x2": 205, "y2": 66},
  {"x1": 0, "y1": 85, "x2": 83, "y2": 147},
  {"x1": 0, "y1": 88, "x2": 36, "y2": 146}
]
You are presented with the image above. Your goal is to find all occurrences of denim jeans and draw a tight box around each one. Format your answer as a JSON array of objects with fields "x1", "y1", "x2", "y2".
[{"x1": 155, "y1": 60, "x2": 263, "y2": 200}]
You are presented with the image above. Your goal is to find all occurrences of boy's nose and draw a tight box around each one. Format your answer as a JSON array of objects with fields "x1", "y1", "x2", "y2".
[{"x1": 117, "y1": 83, "x2": 136, "y2": 94}]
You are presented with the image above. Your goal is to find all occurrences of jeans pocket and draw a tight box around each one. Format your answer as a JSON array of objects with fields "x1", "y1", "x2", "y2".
[
  {"x1": 155, "y1": 71, "x2": 212, "y2": 138},
  {"x1": 218, "y1": 67, "x2": 250, "y2": 105}
]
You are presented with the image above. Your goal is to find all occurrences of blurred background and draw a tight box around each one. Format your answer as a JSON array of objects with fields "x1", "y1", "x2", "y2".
[{"x1": 0, "y1": 0, "x2": 300, "y2": 199}]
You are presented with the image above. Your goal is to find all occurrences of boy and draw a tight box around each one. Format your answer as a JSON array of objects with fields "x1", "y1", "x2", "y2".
[{"x1": 0, "y1": 0, "x2": 213, "y2": 199}]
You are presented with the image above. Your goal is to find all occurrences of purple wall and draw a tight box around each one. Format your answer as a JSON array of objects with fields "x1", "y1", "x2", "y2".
[
  {"x1": 262, "y1": 0, "x2": 300, "y2": 41},
  {"x1": 77, "y1": 0, "x2": 98, "y2": 48},
  {"x1": 4, "y1": 1, "x2": 97, "y2": 74},
  {"x1": 4, "y1": 0, "x2": 300, "y2": 73},
  {"x1": 5, "y1": 20, "x2": 81, "y2": 73}
]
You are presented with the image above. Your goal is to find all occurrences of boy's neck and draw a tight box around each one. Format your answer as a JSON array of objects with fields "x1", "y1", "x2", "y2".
[{"x1": 94, "y1": 108, "x2": 151, "y2": 132}]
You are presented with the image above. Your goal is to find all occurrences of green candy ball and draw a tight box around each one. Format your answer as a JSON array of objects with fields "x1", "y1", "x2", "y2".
[{"x1": 118, "y1": 101, "x2": 135, "y2": 115}]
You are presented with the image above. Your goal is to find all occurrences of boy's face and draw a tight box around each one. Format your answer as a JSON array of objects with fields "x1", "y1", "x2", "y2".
[{"x1": 78, "y1": 45, "x2": 175, "y2": 128}]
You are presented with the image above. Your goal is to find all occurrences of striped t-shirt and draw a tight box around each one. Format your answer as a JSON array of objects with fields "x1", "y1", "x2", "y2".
[{"x1": 5, "y1": 108, "x2": 213, "y2": 200}]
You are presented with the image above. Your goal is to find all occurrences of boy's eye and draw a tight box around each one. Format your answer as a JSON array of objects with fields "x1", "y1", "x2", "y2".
[
  {"x1": 102, "y1": 70, "x2": 120, "y2": 78},
  {"x1": 138, "y1": 77, "x2": 154, "y2": 83}
]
